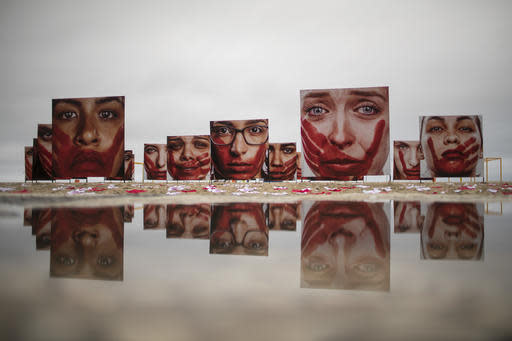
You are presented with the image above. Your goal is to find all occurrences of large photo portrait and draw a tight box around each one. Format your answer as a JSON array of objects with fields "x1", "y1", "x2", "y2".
[
  {"x1": 300, "y1": 87, "x2": 389, "y2": 180},
  {"x1": 52, "y1": 96, "x2": 125, "y2": 178},
  {"x1": 419, "y1": 115, "x2": 483, "y2": 178},
  {"x1": 144, "y1": 144, "x2": 167, "y2": 180},
  {"x1": 393, "y1": 141, "x2": 422, "y2": 180},
  {"x1": 265, "y1": 143, "x2": 297, "y2": 181},
  {"x1": 167, "y1": 135, "x2": 211, "y2": 180},
  {"x1": 32, "y1": 124, "x2": 53, "y2": 180},
  {"x1": 24, "y1": 146, "x2": 33, "y2": 181},
  {"x1": 210, "y1": 119, "x2": 268, "y2": 180}
]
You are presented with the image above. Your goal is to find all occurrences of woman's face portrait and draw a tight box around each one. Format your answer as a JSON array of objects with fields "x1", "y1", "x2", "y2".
[
  {"x1": 144, "y1": 205, "x2": 166, "y2": 229},
  {"x1": 301, "y1": 87, "x2": 389, "y2": 179},
  {"x1": 301, "y1": 201, "x2": 390, "y2": 291},
  {"x1": 394, "y1": 201, "x2": 424, "y2": 233},
  {"x1": 52, "y1": 96, "x2": 125, "y2": 178},
  {"x1": 266, "y1": 203, "x2": 298, "y2": 230},
  {"x1": 25, "y1": 146, "x2": 33, "y2": 180},
  {"x1": 421, "y1": 203, "x2": 484, "y2": 260},
  {"x1": 267, "y1": 143, "x2": 297, "y2": 181},
  {"x1": 393, "y1": 141, "x2": 423, "y2": 180},
  {"x1": 124, "y1": 150, "x2": 134, "y2": 180},
  {"x1": 144, "y1": 144, "x2": 167, "y2": 180},
  {"x1": 37, "y1": 124, "x2": 53, "y2": 178},
  {"x1": 210, "y1": 119, "x2": 268, "y2": 180},
  {"x1": 420, "y1": 115, "x2": 483, "y2": 177},
  {"x1": 166, "y1": 204, "x2": 211, "y2": 239},
  {"x1": 167, "y1": 135, "x2": 210, "y2": 180},
  {"x1": 50, "y1": 207, "x2": 124, "y2": 281},
  {"x1": 210, "y1": 203, "x2": 268, "y2": 255}
]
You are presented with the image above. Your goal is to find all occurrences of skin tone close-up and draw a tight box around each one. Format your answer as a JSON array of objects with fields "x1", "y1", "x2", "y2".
[
  {"x1": 266, "y1": 203, "x2": 298, "y2": 231},
  {"x1": 266, "y1": 143, "x2": 297, "y2": 181},
  {"x1": 24, "y1": 146, "x2": 33, "y2": 181},
  {"x1": 301, "y1": 87, "x2": 389, "y2": 180},
  {"x1": 210, "y1": 119, "x2": 268, "y2": 180},
  {"x1": 52, "y1": 96, "x2": 125, "y2": 179},
  {"x1": 393, "y1": 141, "x2": 423, "y2": 180},
  {"x1": 144, "y1": 144, "x2": 167, "y2": 180},
  {"x1": 144, "y1": 204, "x2": 166, "y2": 230},
  {"x1": 50, "y1": 207, "x2": 124, "y2": 281},
  {"x1": 124, "y1": 150, "x2": 134, "y2": 180},
  {"x1": 166, "y1": 204, "x2": 211, "y2": 239},
  {"x1": 167, "y1": 135, "x2": 211, "y2": 180},
  {"x1": 210, "y1": 203, "x2": 269, "y2": 256},
  {"x1": 420, "y1": 115, "x2": 483, "y2": 178},
  {"x1": 421, "y1": 202, "x2": 484, "y2": 260},
  {"x1": 301, "y1": 201, "x2": 390, "y2": 291},
  {"x1": 394, "y1": 201, "x2": 424, "y2": 233}
]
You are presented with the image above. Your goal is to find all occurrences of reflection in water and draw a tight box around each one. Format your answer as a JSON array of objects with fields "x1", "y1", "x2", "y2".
[
  {"x1": 50, "y1": 207, "x2": 124, "y2": 281},
  {"x1": 301, "y1": 201, "x2": 390, "y2": 291},
  {"x1": 32, "y1": 208, "x2": 52, "y2": 250},
  {"x1": 394, "y1": 201, "x2": 424, "y2": 233},
  {"x1": 265, "y1": 203, "x2": 298, "y2": 231},
  {"x1": 23, "y1": 208, "x2": 32, "y2": 226},
  {"x1": 210, "y1": 203, "x2": 269, "y2": 256},
  {"x1": 166, "y1": 204, "x2": 211, "y2": 239},
  {"x1": 124, "y1": 205, "x2": 134, "y2": 223},
  {"x1": 144, "y1": 204, "x2": 166, "y2": 229},
  {"x1": 421, "y1": 202, "x2": 484, "y2": 260}
]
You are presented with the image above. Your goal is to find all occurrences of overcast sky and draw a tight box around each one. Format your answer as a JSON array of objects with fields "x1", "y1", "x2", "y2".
[{"x1": 1, "y1": 0, "x2": 511, "y2": 181}]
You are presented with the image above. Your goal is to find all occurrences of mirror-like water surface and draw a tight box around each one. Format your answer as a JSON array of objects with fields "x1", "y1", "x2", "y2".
[{"x1": 1, "y1": 199, "x2": 511, "y2": 340}]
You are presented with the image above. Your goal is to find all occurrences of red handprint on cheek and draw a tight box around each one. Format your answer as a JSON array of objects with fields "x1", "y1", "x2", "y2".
[
  {"x1": 398, "y1": 149, "x2": 420, "y2": 179},
  {"x1": 428, "y1": 137, "x2": 480, "y2": 176}
]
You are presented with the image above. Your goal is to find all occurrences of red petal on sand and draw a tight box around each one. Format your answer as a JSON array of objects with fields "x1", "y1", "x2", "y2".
[
  {"x1": 181, "y1": 190, "x2": 197, "y2": 193},
  {"x1": 126, "y1": 189, "x2": 146, "y2": 194}
]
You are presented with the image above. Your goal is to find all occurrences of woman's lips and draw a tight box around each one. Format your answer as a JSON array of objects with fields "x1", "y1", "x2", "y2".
[
  {"x1": 403, "y1": 167, "x2": 420, "y2": 177},
  {"x1": 441, "y1": 150, "x2": 465, "y2": 161},
  {"x1": 227, "y1": 162, "x2": 254, "y2": 172},
  {"x1": 320, "y1": 157, "x2": 364, "y2": 173}
]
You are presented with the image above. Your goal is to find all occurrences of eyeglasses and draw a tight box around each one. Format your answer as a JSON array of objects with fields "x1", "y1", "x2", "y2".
[
  {"x1": 211, "y1": 125, "x2": 269, "y2": 146},
  {"x1": 210, "y1": 229, "x2": 268, "y2": 254}
]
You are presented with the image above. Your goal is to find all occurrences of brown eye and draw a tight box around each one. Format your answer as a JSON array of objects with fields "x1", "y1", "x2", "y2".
[
  {"x1": 168, "y1": 142, "x2": 183, "y2": 151},
  {"x1": 145, "y1": 146, "x2": 157, "y2": 154},
  {"x1": 194, "y1": 141, "x2": 208, "y2": 149},
  {"x1": 98, "y1": 111, "x2": 116, "y2": 120},
  {"x1": 282, "y1": 147, "x2": 295, "y2": 154},
  {"x1": 58, "y1": 111, "x2": 77, "y2": 120}
]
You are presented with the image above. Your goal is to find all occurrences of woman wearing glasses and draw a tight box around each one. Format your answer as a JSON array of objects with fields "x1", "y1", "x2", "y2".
[{"x1": 209, "y1": 119, "x2": 269, "y2": 180}]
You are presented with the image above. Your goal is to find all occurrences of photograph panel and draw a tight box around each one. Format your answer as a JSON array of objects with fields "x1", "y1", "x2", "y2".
[
  {"x1": 144, "y1": 144, "x2": 167, "y2": 180},
  {"x1": 210, "y1": 119, "x2": 268, "y2": 180},
  {"x1": 167, "y1": 135, "x2": 210, "y2": 180},
  {"x1": 265, "y1": 143, "x2": 297, "y2": 181},
  {"x1": 419, "y1": 115, "x2": 483, "y2": 178},
  {"x1": 52, "y1": 96, "x2": 125, "y2": 178},
  {"x1": 300, "y1": 87, "x2": 389, "y2": 180},
  {"x1": 393, "y1": 141, "x2": 421, "y2": 180}
]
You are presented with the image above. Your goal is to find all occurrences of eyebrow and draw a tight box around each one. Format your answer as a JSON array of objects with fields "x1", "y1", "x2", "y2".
[
  {"x1": 53, "y1": 98, "x2": 83, "y2": 108},
  {"x1": 194, "y1": 136, "x2": 210, "y2": 141},
  {"x1": 426, "y1": 116, "x2": 445, "y2": 123},
  {"x1": 456, "y1": 116, "x2": 473, "y2": 122},
  {"x1": 347, "y1": 90, "x2": 387, "y2": 102},
  {"x1": 280, "y1": 143, "x2": 296, "y2": 148},
  {"x1": 302, "y1": 92, "x2": 332, "y2": 99},
  {"x1": 95, "y1": 96, "x2": 124, "y2": 106}
]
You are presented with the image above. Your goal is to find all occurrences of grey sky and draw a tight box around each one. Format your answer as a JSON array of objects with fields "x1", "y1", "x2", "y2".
[{"x1": 1, "y1": 0, "x2": 511, "y2": 181}]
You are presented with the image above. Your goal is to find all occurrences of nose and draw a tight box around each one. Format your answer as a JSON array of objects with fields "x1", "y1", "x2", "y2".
[
  {"x1": 230, "y1": 131, "x2": 248, "y2": 156},
  {"x1": 75, "y1": 116, "x2": 100, "y2": 146},
  {"x1": 180, "y1": 143, "x2": 193, "y2": 161},
  {"x1": 444, "y1": 132, "x2": 460, "y2": 145},
  {"x1": 327, "y1": 111, "x2": 355, "y2": 150},
  {"x1": 408, "y1": 148, "x2": 420, "y2": 167},
  {"x1": 73, "y1": 230, "x2": 98, "y2": 248},
  {"x1": 157, "y1": 151, "x2": 166, "y2": 168},
  {"x1": 271, "y1": 151, "x2": 283, "y2": 167}
]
